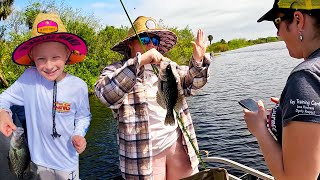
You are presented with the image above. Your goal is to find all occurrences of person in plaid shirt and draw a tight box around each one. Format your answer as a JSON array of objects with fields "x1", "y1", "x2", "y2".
[{"x1": 95, "y1": 16, "x2": 212, "y2": 180}]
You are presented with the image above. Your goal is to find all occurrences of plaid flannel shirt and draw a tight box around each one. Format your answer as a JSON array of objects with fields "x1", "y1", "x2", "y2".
[{"x1": 95, "y1": 53, "x2": 211, "y2": 179}]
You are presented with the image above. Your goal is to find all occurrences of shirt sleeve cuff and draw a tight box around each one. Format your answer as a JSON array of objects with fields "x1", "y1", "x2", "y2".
[
  {"x1": 136, "y1": 52, "x2": 142, "y2": 74},
  {"x1": 192, "y1": 53, "x2": 212, "y2": 67},
  {"x1": 72, "y1": 130, "x2": 85, "y2": 137},
  {"x1": 193, "y1": 58, "x2": 203, "y2": 67},
  {"x1": 0, "y1": 108, "x2": 13, "y2": 118}
]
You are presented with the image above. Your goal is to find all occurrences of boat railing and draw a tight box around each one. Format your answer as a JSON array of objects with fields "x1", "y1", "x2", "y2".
[{"x1": 201, "y1": 156, "x2": 274, "y2": 180}]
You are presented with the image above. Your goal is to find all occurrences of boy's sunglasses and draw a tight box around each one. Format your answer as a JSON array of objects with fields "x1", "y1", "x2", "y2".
[
  {"x1": 139, "y1": 36, "x2": 160, "y2": 46},
  {"x1": 273, "y1": 14, "x2": 291, "y2": 30}
]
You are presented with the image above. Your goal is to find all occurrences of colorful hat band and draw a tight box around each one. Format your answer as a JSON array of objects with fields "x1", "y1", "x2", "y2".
[{"x1": 37, "y1": 20, "x2": 59, "y2": 34}]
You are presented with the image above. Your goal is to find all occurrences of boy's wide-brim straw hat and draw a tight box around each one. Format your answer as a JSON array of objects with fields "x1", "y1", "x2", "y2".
[
  {"x1": 257, "y1": 0, "x2": 320, "y2": 22},
  {"x1": 111, "y1": 16, "x2": 177, "y2": 55},
  {"x1": 12, "y1": 13, "x2": 88, "y2": 66}
]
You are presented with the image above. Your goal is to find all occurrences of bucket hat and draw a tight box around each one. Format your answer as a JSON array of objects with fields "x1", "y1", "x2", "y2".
[
  {"x1": 111, "y1": 16, "x2": 177, "y2": 55},
  {"x1": 12, "y1": 12, "x2": 87, "y2": 66}
]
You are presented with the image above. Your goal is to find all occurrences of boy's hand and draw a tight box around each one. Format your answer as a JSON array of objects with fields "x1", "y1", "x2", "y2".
[
  {"x1": 72, "y1": 135, "x2": 87, "y2": 154},
  {"x1": 0, "y1": 111, "x2": 16, "y2": 137}
]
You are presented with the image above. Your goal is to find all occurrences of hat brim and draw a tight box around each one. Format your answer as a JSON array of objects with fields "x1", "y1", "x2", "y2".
[
  {"x1": 111, "y1": 29, "x2": 177, "y2": 55},
  {"x1": 12, "y1": 32, "x2": 87, "y2": 66},
  {"x1": 257, "y1": 8, "x2": 276, "y2": 22},
  {"x1": 257, "y1": 0, "x2": 280, "y2": 22}
]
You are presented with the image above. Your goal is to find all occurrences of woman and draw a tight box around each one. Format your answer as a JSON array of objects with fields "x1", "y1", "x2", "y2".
[{"x1": 242, "y1": 0, "x2": 320, "y2": 179}]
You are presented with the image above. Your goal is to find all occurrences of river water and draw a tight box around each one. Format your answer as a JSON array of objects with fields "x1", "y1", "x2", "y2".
[{"x1": 80, "y1": 41, "x2": 303, "y2": 179}]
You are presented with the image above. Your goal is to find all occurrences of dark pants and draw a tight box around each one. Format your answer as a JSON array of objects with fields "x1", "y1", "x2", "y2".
[{"x1": 0, "y1": 106, "x2": 26, "y2": 180}]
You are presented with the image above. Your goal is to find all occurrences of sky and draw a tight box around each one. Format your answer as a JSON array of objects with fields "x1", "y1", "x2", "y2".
[{"x1": 11, "y1": 0, "x2": 278, "y2": 42}]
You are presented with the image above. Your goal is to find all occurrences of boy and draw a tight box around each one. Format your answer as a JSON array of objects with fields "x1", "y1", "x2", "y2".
[{"x1": 0, "y1": 13, "x2": 91, "y2": 180}]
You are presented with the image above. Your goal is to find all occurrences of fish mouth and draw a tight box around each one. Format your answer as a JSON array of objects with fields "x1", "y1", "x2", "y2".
[{"x1": 13, "y1": 127, "x2": 24, "y2": 137}]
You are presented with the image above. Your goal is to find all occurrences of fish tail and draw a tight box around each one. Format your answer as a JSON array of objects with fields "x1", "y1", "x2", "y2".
[{"x1": 165, "y1": 110, "x2": 175, "y2": 125}]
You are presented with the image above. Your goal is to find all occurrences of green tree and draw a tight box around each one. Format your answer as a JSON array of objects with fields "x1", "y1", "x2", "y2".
[
  {"x1": 0, "y1": 26, "x2": 5, "y2": 39},
  {"x1": 228, "y1": 38, "x2": 248, "y2": 50},
  {"x1": 24, "y1": 2, "x2": 42, "y2": 29},
  {"x1": 208, "y1": 35, "x2": 213, "y2": 45},
  {"x1": 220, "y1": 39, "x2": 226, "y2": 44},
  {"x1": 0, "y1": 0, "x2": 15, "y2": 87},
  {"x1": 0, "y1": 0, "x2": 14, "y2": 21},
  {"x1": 166, "y1": 26, "x2": 194, "y2": 65},
  {"x1": 23, "y1": 0, "x2": 57, "y2": 30}
]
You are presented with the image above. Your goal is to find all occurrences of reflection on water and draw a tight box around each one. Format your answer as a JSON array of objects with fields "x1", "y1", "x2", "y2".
[
  {"x1": 79, "y1": 96, "x2": 120, "y2": 179},
  {"x1": 80, "y1": 41, "x2": 303, "y2": 179}
]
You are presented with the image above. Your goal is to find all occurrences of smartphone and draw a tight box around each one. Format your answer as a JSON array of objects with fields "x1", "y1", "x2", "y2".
[{"x1": 238, "y1": 98, "x2": 259, "y2": 112}]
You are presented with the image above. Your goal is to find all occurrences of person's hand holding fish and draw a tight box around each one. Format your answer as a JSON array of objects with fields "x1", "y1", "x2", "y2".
[
  {"x1": 191, "y1": 29, "x2": 207, "y2": 62},
  {"x1": 139, "y1": 48, "x2": 164, "y2": 68},
  {"x1": 72, "y1": 135, "x2": 87, "y2": 154},
  {"x1": 0, "y1": 110, "x2": 17, "y2": 137}
]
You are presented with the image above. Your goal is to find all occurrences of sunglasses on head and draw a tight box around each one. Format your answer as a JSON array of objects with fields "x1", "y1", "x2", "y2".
[
  {"x1": 273, "y1": 14, "x2": 291, "y2": 30},
  {"x1": 139, "y1": 35, "x2": 160, "y2": 46}
]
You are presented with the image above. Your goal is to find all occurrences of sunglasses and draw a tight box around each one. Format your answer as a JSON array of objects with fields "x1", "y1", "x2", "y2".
[
  {"x1": 139, "y1": 36, "x2": 160, "y2": 46},
  {"x1": 273, "y1": 14, "x2": 291, "y2": 30}
]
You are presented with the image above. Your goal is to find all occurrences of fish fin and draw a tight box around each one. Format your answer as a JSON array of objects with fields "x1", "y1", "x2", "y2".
[
  {"x1": 7, "y1": 155, "x2": 13, "y2": 173},
  {"x1": 23, "y1": 163, "x2": 36, "y2": 180},
  {"x1": 23, "y1": 169, "x2": 29, "y2": 180},
  {"x1": 156, "y1": 91, "x2": 166, "y2": 109},
  {"x1": 164, "y1": 110, "x2": 175, "y2": 126},
  {"x1": 174, "y1": 94, "x2": 184, "y2": 112},
  {"x1": 23, "y1": 156, "x2": 31, "y2": 177}
]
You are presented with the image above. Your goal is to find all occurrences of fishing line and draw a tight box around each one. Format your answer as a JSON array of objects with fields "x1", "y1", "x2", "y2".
[
  {"x1": 119, "y1": 0, "x2": 159, "y2": 75},
  {"x1": 119, "y1": 0, "x2": 206, "y2": 170}
]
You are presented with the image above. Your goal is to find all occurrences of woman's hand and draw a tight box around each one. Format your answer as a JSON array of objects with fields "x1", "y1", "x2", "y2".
[
  {"x1": 191, "y1": 29, "x2": 207, "y2": 62},
  {"x1": 266, "y1": 97, "x2": 280, "y2": 116},
  {"x1": 243, "y1": 100, "x2": 268, "y2": 138},
  {"x1": 270, "y1": 97, "x2": 279, "y2": 103}
]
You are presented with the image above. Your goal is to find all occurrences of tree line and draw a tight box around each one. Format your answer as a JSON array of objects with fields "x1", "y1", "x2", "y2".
[{"x1": 0, "y1": 0, "x2": 279, "y2": 94}]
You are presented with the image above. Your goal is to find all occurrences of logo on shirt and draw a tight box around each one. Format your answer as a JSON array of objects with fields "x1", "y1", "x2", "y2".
[{"x1": 55, "y1": 102, "x2": 71, "y2": 113}]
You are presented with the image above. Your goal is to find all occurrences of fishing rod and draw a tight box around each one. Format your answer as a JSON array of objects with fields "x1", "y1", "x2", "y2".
[
  {"x1": 119, "y1": 0, "x2": 206, "y2": 170},
  {"x1": 119, "y1": 0, "x2": 158, "y2": 75}
]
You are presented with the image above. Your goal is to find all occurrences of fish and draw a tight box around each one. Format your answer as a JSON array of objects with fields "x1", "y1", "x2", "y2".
[
  {"x1": 156, "y1": 59, "x2": 183, "y2": 125},
  {"x1": 8, "y1": 127, "x2": 31, "y2": 179}
]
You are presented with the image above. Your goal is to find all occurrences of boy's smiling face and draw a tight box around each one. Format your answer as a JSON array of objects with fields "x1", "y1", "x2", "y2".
[{"x1": 31, "y1": 42, "x2": 70, "y2": 82}]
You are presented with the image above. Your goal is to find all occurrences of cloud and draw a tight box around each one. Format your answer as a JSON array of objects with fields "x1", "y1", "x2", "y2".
[
  {"x1": 12, "y1": 0, "x2": 276, "y2": 41},
  {"x1": 89, "y1": 0, "x2": 277, "y2": 41}
]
